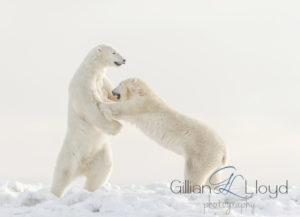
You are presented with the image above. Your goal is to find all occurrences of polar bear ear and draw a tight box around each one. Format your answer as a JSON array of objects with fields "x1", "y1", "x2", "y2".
[
  {"x1": 137, "y1": 87, "x2": 146, "y2": 96},
  {"x1": 130, "y1": 78, "x2": 145, "y2": 96}
]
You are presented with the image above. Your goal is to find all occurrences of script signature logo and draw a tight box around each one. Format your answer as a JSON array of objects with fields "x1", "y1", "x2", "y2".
[{"x1": 208, "y1": 166, "x2": 253, "y2": 199}]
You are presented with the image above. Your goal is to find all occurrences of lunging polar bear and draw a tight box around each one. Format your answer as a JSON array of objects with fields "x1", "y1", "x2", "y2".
[
  {"x1": 100, "y1": 78, "x2": 227, "y2": 188},
  {"x1": 51, "y1": 45, "x2": 125, "y2": 197}
]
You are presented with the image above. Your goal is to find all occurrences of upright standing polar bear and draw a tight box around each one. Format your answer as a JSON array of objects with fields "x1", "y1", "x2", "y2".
[
  {"x1": 51, "y1": 45, "x2": 125, "y2": 197},
  {"x1": 100, "y1": 78, "x2": 227, "y2": 188}
]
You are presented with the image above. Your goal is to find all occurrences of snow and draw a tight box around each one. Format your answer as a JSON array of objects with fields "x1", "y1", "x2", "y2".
[{"x1": 0, "y1": 180, "x2": 300, "y2": 217}]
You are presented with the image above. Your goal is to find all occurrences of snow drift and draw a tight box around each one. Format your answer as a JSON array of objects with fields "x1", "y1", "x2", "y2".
[{"x1": 0, "y1": 180, "x2": 299, "y2": 217}]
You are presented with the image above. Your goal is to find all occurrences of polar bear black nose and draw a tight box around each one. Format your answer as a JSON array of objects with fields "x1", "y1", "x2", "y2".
[
  {"x1": 112, "y1": 91, "x2": 121, "y2": 99},
  {"x1": 112, "y1": 86, "x2": 121, "y2": 99}
]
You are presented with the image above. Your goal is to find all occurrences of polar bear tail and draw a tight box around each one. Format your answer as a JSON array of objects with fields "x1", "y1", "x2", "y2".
[
  {"x1": 221, "y1": 149, "x2": 228, "y2": 166},
  {"x1": 221, "y1": 155, "x2": 227, "y2": 165}
]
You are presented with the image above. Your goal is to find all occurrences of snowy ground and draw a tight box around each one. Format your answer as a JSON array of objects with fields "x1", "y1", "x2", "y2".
[{"x1": 0, "y1": 180, "x2": 300, "y2": 217}]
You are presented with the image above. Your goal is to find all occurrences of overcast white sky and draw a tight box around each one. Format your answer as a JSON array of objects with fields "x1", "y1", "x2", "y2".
[{"x1": 0, "y1": 0, "x2": 299, "y2": 186}]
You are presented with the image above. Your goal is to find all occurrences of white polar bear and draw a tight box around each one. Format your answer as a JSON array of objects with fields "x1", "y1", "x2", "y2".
[
  {"x1": 51, "y1": 45, "x2": 125, "y2": 197},
  {"x1": 100, "y1": 78, "x2": 227, "y2": 188}
]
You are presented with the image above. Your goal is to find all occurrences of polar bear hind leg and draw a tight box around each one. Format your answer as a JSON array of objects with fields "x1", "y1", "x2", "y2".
[
  {"x1": 184, "y1": 157, "x2": 220, "y2": 192},
  {"x1": 184, "y1": 158, "x2": 211, "y2": 186},
  {"x1": 51, "y1": 156, "x2": 79, "y2": 197},
  {"x1": 84, "y1": 144, "x2": 113, "y2": 192},
  {"x1": 204, "y1": 152, "x2": 227, "y2": 188}
]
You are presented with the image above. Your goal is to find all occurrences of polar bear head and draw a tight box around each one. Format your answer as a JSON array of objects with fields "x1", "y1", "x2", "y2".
[
  {"x1": 91, "y1": 44, "x2": 126, "y2": 67},
  {"x1": 111, "y1": 78, "x2": 151, "y2": 102}
]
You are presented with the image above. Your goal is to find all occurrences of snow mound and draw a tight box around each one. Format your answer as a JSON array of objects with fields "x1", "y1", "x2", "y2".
[{"x1": 0, "y1": 180, "x2": 299, "y2": 217}]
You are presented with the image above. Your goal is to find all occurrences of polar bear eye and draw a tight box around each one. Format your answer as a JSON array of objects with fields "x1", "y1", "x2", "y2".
[{"x1": 112, "y1": 52, "x2": 116, "y2": 55}]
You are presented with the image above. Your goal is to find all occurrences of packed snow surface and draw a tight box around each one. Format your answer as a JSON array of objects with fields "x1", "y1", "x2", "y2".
[{"x1": 0, "y1": 180, "x2": 300, "y2": 217}]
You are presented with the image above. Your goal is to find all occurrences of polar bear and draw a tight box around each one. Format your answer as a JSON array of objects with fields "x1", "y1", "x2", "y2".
[
  {"x1": 99, "y1": 78, "x2": 227, "y2": 188},
  {"x1": 51, "y1": 45, "x2": 125, "y2": 197}
]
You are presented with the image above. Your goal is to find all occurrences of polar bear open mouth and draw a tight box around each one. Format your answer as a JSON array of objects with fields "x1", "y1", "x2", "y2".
[
  {"x1": 114, "y1": 61, "x2": 123, "y2": 66},
  {"x1": 112, "y1": 92, "x2": 121, "y2": 99}
]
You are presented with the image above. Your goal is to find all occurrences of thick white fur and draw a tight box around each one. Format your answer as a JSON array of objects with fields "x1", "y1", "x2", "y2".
[
  {"x1": 51, "y1": 45, "x2": 125, "y2": 197},
  {"x1": 100, "y1": 78, "x2": 227, "y2": 187}
]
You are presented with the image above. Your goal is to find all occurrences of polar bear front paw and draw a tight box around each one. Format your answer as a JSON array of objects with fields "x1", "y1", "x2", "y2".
[
  {"x1": 99, "y1": 103, "x2": 113, "y2": 121},
  {"x1": 107, "y1": 120, "x2": 122, "y2": 135}
]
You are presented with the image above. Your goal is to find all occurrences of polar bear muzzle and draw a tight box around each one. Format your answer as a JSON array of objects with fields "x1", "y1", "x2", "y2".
[
  {"x1": 114, "y1": 59, "x2": 126, "y2": 66},
  {"x1": 112, "y1": 86, "x2": 121, "y2": 99}
]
